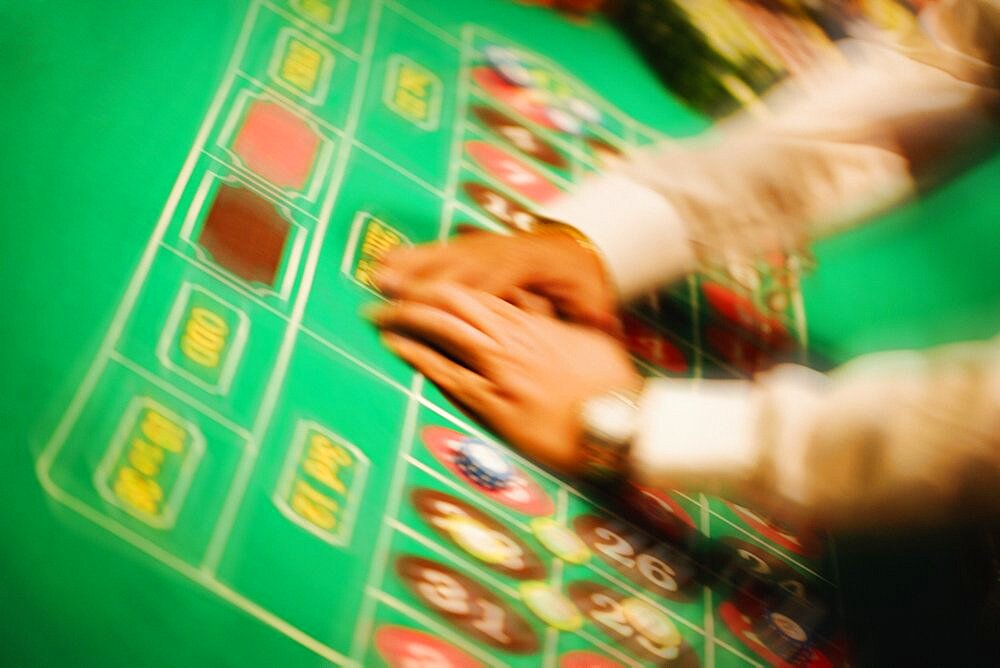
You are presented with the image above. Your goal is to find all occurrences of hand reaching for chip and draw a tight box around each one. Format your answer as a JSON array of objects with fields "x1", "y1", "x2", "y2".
[
  {"x1": 368, "y1": 282, "x2": 641, "y2": 474},
  {"x1": 374, "y1": 227, "x2": 620, "y2": 335}
]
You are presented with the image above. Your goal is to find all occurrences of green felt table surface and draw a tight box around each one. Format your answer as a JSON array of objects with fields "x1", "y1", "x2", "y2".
[{"x1": 1, "y1": 1, "x2": 996, "y2": 666}]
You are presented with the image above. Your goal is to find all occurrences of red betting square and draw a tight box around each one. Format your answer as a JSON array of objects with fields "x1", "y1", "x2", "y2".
[{"x1": 232, "y1": 100, "x2": 320, "y2": 192}]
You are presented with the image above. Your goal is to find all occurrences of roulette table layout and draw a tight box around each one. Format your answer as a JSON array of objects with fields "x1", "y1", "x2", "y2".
[{"x1": 3, "y1": 1, "x2": 998, "y2": 666}]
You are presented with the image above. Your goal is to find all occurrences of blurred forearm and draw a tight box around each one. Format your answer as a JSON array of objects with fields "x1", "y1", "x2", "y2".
[
  {"x1": 548, "y1": 0, "x2": 1000, "y2": 300},
  {"x1": 631, "y1": 335, "x2": 1000, "y2": 530}
]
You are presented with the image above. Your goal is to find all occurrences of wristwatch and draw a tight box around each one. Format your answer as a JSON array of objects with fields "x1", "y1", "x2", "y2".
[{"x1": 578, "y1": 386, "x2": 643, "y2": 487}]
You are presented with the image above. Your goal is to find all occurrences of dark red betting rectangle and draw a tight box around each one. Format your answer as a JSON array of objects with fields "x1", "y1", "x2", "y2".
[{"x1": 198, "y1": 184, "x2": 291, "y2": 288}]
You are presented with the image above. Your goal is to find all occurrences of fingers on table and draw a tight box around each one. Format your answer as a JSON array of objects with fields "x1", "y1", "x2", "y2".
[
  {"x1": 381, "y1": 281, "x2": 524, "y2": 333},
  {"x1": 370, "y1": 299, "x2": 499, "y2": 372},
  {"x1": 374, "y1": 245, "x2": 450, "y2": 295},
  {"x1": 381, "y1": 332, "x2": 498, "y2": 409},
  {"x1": 505, "y1": 287, "x2": 557, "y2": 317}
]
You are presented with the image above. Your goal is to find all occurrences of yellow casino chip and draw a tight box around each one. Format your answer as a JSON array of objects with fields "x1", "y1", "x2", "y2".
[
  {"x1": 442, "y1": 515, "x2": 511, "y2": 565},
  {"x1": 519, "y1": 581, "x2": 583, "y2": 632},
  {"x1": 622, "y1": 597, "x2": 682, "y2": 650},
  {"x1": 530, "y1": 517, "x2": 590, "y2": 564}
]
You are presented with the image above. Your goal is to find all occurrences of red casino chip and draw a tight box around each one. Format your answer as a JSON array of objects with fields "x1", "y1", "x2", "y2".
[{"x1": 422, "y1": 426, "x2": 555, "y2": 516}]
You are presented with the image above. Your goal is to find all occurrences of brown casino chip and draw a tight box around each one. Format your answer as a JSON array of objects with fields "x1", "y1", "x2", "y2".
[
  {"x1": 567, "y1": 580, "x2": 700, "y2": 666},
  {"x1": 572, "y1": 514, "x2": 699, "y2": 602},
  {"x1": 410, "y1": 488, "x2": 546, "y2": 580},
  {"x1": 395, "y1": 555, "x2": 540, "y2": 654},
  {"x1": 471, "y1": 105, "x2": 567, "y2": 169}
]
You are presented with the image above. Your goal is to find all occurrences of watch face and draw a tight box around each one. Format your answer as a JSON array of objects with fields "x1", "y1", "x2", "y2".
[{"x1": 583, "y1": 393, "x2": 638, "y2": 445}]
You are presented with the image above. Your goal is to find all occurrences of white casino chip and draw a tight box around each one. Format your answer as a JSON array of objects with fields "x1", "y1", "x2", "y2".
[{"x1": 457, "y1": 438, "x2": 514, "y2": 489}]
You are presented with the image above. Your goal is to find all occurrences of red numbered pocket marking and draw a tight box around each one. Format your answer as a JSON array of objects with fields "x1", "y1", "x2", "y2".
[
  {"x1": 396, "y1": 555, "x2": 539, "y2": 654},
  {"x1": 374, "y1": 626, "x2": 484, "y2": 667},
  {"x1": 466, "y1": 141, "x2": 562, "y2": 204}
]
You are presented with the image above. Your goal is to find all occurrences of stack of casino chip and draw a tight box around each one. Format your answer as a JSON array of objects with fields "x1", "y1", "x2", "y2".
[
  {"x1": 754, "y1": 591, "x2": 827, "y2": 663},
  {"x1": 456, "y1": 438, "x2": 514, "y2": 490},
  {"x1": 610, "y1": 0, "x2": 787, "y2": 117}
]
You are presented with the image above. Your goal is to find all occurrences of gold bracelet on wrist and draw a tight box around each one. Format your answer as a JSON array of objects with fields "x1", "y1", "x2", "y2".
[{"x1": 534, "y1": 219, "x2": 601, "y2": 255}]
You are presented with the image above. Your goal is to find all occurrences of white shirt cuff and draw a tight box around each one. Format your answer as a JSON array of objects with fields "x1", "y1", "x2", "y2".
[
  {"x1": 544, "y1": 174, "x2": 697, "y2": 300},
  {"x1": 630, "y1": 378, "x2": 761, "y2": 495}
]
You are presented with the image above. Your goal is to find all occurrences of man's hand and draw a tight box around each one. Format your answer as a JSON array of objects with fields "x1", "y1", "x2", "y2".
[
  {"x1": 368, "y1": 282, "x2": 641, "y2": 474},
  {"x1": 374, "y1": 228, "x2": 620, "y2": 334}
]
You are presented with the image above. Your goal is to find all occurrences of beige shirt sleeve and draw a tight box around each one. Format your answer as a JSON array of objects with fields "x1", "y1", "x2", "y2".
[
  {"x1": 632, "y1": 339, "x2": 1000, "y2": 529},
  {"x1": 546, "y1": 0, "x2": 1000, "y2": 529},
  {"x1": 547, "y1": 0, "x2": 999, "y2": 301}
]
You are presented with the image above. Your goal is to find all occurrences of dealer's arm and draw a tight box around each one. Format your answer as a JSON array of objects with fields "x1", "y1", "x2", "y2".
[{"x1": 372, "y1": 0, "x2": 1000, "y2": 530}]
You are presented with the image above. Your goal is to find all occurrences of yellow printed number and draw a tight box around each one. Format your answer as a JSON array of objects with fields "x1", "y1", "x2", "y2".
[
  {"x1": 114, "y1": 466, "x2": 164, "y2": 515},
  {"x1": 180, "y1": 306, "x2": 229, "y2": 368},
  {"x1": 127, "y1": 437, "x2": 165, "y2": 476},
  {"x1": 392, "y1": 66, "x2": 433, "y2": 120},
  {"x1": 360, "y1": 223, "x2": 402, "y2": 259},
  {"x1": 140, "y1": 409, "x2": 186, "y2": 454},
  {"x1": 282, "y1": 40, "x2": 322, "y2": 93},
  {"x1": 111, "y1": 409, "x2": 186, "y2": 518},
  {"x1": 298, "y1": 0, "x2": 334, "y2": 25},
  {"x1": 291, "y1": 479, "x2": 339, "y2": 530},
  {"x1": 355, "y1": 221, "x2": 405, "y2": 290},
  {"x1": 303, "y1": 433, "x2": 352, "y2": 495}
]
